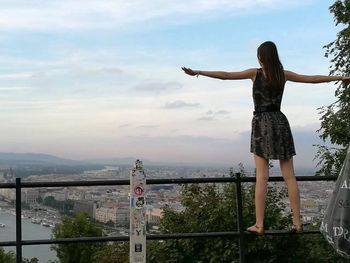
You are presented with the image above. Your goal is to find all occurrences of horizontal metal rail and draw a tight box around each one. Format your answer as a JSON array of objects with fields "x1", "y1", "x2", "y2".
[
  {"x1": 0, "y1": 175, "x2": 337, "y2": 189},
  {"x1": 0, "y1": 229, "x2": 321, "y2": 247}
]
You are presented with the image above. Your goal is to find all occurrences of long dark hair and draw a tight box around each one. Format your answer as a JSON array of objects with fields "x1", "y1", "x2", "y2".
[{"x1": 257, "y1": 41, "x2": 285, "y2": 89}]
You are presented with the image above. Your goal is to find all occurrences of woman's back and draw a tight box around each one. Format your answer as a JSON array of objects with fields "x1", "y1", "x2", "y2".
[{"x1": 253, "y1": 68, "x2": 284, "y2": 110}]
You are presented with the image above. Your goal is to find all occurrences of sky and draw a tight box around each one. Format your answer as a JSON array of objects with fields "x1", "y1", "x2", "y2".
[{"x1": 0, "y1": 0, "x2": 343, "y2": 169}]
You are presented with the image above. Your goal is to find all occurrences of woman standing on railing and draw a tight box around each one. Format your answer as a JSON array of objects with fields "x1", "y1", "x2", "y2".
[{"x1": 182, "y1": 41, "x2": 350, "y2": 235}]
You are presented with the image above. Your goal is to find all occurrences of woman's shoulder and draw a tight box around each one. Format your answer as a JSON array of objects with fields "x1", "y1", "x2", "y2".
[{"x1": 252, "y1": 68, "x2": 261, "y2": 82}]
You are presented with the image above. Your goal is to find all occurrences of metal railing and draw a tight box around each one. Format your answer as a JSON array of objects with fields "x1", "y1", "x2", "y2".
[{"x1": 0, "y1": 174, "x2": 337, "y2": 263}]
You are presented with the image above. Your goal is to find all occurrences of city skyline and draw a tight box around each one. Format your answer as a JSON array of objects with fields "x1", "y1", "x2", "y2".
[{"x1": 0, "y1": 0, "x2": 340, "y2": 168}]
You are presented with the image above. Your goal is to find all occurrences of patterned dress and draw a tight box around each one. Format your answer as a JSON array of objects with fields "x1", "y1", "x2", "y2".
[{"x1": 250, "y1": 68, "x2": 296, "y2": 160}]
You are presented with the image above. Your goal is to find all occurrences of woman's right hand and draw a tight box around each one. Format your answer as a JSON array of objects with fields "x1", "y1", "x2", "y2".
[{"x1": 182, "y1": 67, "x2": 198, "y2": 76}]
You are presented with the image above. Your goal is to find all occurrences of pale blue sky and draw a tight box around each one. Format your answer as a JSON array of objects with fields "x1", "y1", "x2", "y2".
[{"x1": 0, "y1": 0, "x2": 341, "y2": 168}]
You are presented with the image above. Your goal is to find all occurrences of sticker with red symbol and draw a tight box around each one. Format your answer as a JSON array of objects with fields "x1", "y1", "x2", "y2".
[{"x1": 134, "y1": 184, "x2": 144, "y2": 196}]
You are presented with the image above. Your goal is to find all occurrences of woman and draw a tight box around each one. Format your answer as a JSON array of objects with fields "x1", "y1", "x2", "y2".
[{"x1": 182, "y1": 41, "x2": 350, "y2": 235}]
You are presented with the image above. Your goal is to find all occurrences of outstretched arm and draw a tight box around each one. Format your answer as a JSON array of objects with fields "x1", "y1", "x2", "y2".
[
  {"x1": 182, "y1": 67, "x2": 256, "y2": 81},
  {"x1": 285, "y1": 70, "x2": 350, "y2": 84}
]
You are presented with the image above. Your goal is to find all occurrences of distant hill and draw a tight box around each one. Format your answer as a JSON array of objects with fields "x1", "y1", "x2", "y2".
[
  {"x1": 0, "y1": 152, "x2": 229, "y2": 168},
  {"x1": 85, "y1": 157, "x2": 161, "y2": 166},
  {"x1": 85, "y1": 157, "x2": 228, "y2": 167},
  {"x1": 0, "y1": 152, "x2": 106, "y2": 177},
  {"x1": 86, "y1": 157, "x2": 138, "y2": 165},
  {"x1": 0, "y1": 152, "x2": 86, "y2": 166}
]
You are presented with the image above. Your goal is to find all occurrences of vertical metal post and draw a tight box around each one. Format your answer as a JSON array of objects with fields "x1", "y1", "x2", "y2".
[
  {"x1": 130, "y1": 160, "x2": 146, "y2": 263},
  {"x1": 235, "y1": 173, "x2": 246, "y2": 263},
  {"x1": 15, "y1": 178, "x2": 22, "y2": 263}
]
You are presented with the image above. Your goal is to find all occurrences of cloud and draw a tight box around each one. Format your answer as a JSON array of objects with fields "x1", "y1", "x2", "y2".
[
  {"x1": 0, "y1": 0, "x2": 313, "y2": 31},
  {"x1": 162, "y1": 100, "x2": 200, "y2": 109},
  {"x1": 204, "y1": 109, "x2": 230, "y2": 115},
  {"x1": 133, "y1": 81, "x2": 183, "y2": 93},
  {"x1": 0, "y1": 72, "x2": 34, "y2": 79},
  {"x1": 136, "y1": 125, "x2": 159, "y2": 129},
  {"x1": 86, "y1": 67, "x2": 123, "y2": 75},
  {"x1": 0, "y1": 86, "x2": 31, "y2": 91},
  {"x1": 215, "y1": 110, "x2": 230, "y2": 115},
  {"x1": 21, "y1": 65, "x2": 127, "y2": 98},
  {"x1": 119, "y1": 123, "x2": 132, "y2": 128},
  {"x1": 198, "y1": 109, "x2": 231, "y2": 120},
  {"x1": 197, "y1": 116, "x2": 214, "y2": 121}
]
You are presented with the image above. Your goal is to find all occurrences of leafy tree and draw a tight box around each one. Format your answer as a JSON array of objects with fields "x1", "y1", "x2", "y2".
[
  {"x1": 316, "y1": 0, "x2": 350, "y2": 176},
  {"x1": 51, "y1": 212, "x2": 104, "y2": 263},
  {"x1": 0, "y1": 248, "x2": 15, "y2": 263},
  {"x1": 93, "y1": 242, "x2": 129, "y2": 263},
  {"x1": 0, "y1": 247, "x2": 39, "y2": 263},
  {"x1": 292, "y1": 231, "x2": 349, "y2": 263}
]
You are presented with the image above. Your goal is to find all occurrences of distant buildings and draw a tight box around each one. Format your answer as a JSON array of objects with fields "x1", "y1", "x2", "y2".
[
  {"x1": 0, "y1": 169, "x2": 16, "y2": 201},
  {"x1": 146, "y1": 208, "x2": 163, "y2": 225},
  {"x1": 116, "y1": 206, "x2": 129, "y2": 226},
  {"x1": 94, "y1": 203, "x2": 130, "y2": 226},
  {"x1": 22, "y1": 189, "x2": 39, "y2": 204},
  {"x1": 43, "y1": 189, "x2": 68, "y2": 201},
  {"x1": 73, "y1": 200, "x2": 97, "y2": 219},
  {"x1": 95, "y1": 207, "x2": 117, "y2": 223},
  {"x1": 0, "y1": 188, "x2": 15, "y2": 201},
  {"x1": 0, "y1": 168, "x2": 15, "y2": 182}
]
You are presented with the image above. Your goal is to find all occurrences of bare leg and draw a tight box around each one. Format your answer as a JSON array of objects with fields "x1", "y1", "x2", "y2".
[
  {"x1": 253, "y1": 154, "x2": 269, "y2": 227},
  {"x1": 279, "y1": 158, "x2": 301, "y2": 226}
]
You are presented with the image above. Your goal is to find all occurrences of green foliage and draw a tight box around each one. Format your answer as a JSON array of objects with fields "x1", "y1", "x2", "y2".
[
  {"x1": 93, "y1": 242, "x2": 129, "y2": 263},
  {"x1": 0, "y1": 247, "x2": 39, "y2": 263},
  {"x1": 316, "y1": 0, "x2": 350, "y2": 176},
  {"x1": 50, "y1": 212, "x2": 130, "y2": 263},
  {"x1": 51, "y1": 212, "x2": 104, "y2": 263},
  {"x1": 314, "y1": 145, "x2": 347, "y2": 176},
  {"x1": 0, "y1": 248, "x2": 16, "y2": 263},
  {"x1": 293, "y1": 234, "x2": 349, "y2": 263}
]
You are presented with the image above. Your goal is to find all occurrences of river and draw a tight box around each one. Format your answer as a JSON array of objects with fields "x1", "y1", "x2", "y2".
[{"x1": 0, "y1": 211, "x2": 57, "y2": 263}]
